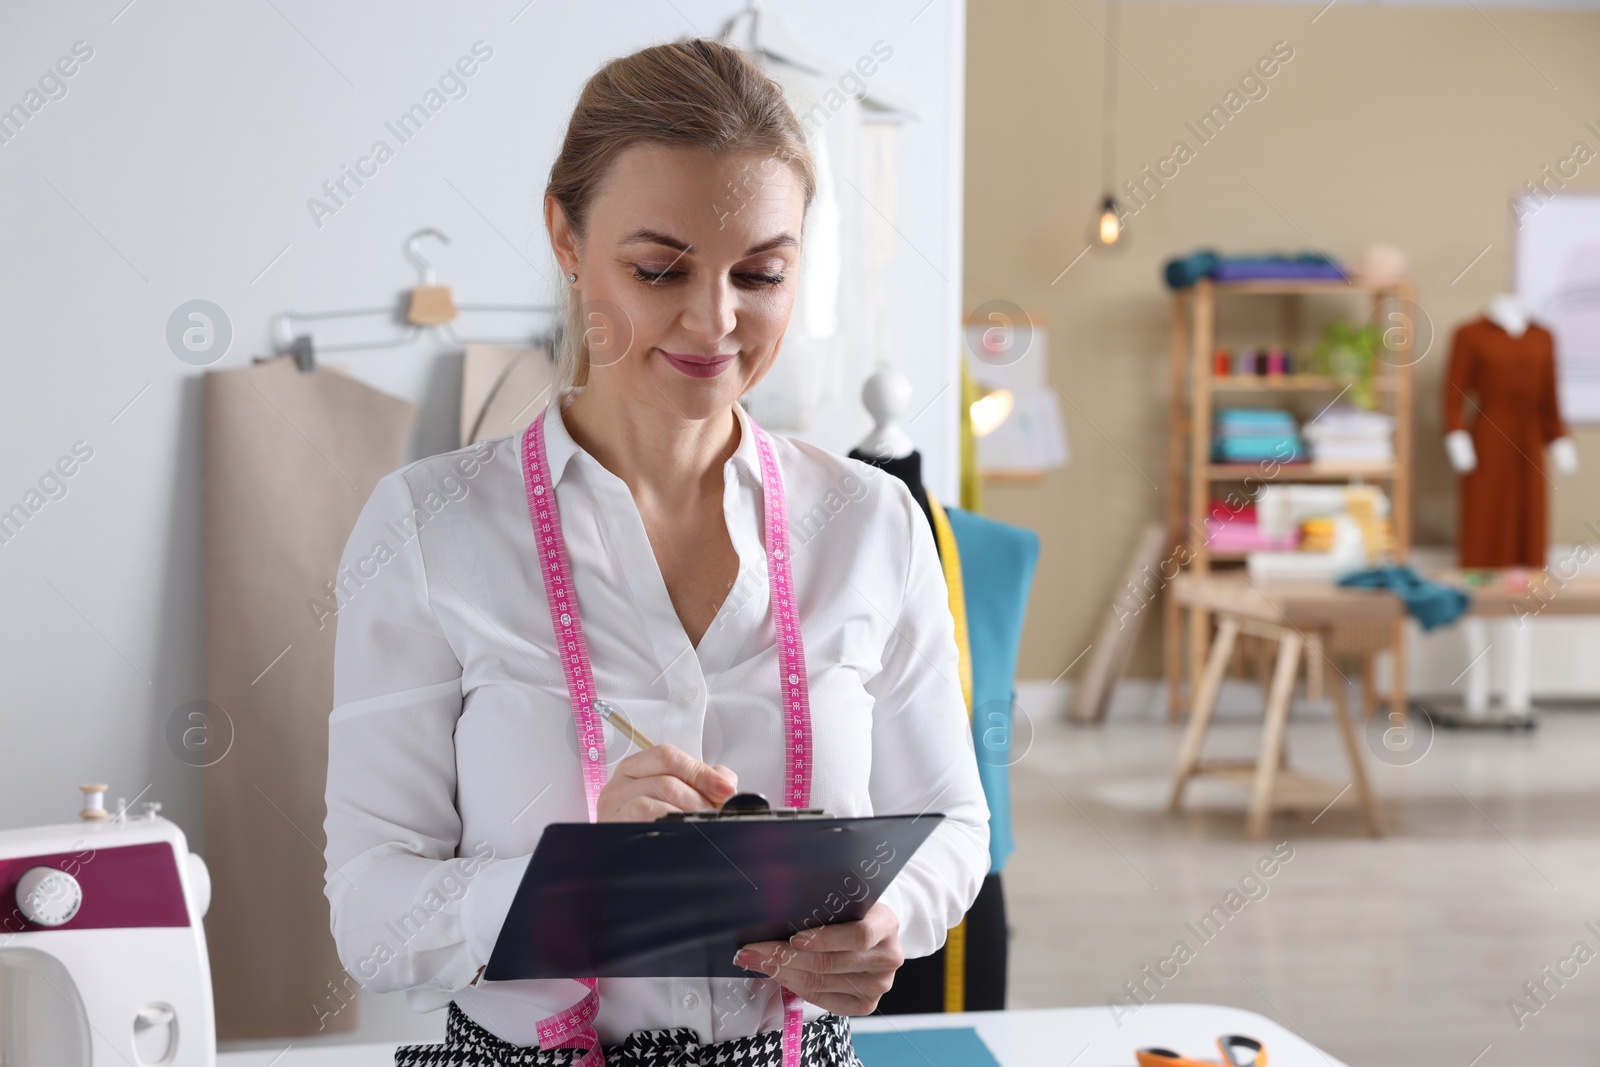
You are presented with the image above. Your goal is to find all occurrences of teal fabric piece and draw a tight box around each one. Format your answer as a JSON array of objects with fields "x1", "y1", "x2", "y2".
[
  {"x1": 1212, "y1": 437, "x2": 1304, "y2": 462},
  {"x1": 1337, "y1": 565, "x2": 1471, "y2": 631},
  {"x1": 944, "y1": 507, "x2": 1040, "y2": 875},
  {"x1": 853, "y1": 1026, "x2": 1003, "y2": 1067}
]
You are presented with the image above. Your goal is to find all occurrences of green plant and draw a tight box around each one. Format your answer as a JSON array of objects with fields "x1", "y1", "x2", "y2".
[{"x1": 1314, "y1": 321, "x2": 1381, "y2": 409}]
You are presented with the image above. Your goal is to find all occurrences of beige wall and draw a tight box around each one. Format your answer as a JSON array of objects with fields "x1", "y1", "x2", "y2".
[{"x1": 966, "y1": 1, "x2": 1600, "y2": 680}]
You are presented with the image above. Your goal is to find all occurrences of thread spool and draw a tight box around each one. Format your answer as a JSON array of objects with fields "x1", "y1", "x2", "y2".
[{"x1": 80, "y1": 783, "x2": 109, "y2": 821}]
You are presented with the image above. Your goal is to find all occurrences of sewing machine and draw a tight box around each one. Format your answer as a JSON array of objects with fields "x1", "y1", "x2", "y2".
[
  {"x1": 0, "y1": 785, "x2": 215, "y2": 1066},
  {"x1": 1248, "y1": 484, "x2": 1391, "y2": 581}
]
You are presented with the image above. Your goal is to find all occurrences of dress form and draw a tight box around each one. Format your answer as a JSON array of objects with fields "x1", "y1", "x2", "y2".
[
  {"x1": 1445, "y1": 293, "x2": 1577, "y2": 721},
  {"x1": 850, "y1": 368, "x2": 936, "y2": 532},
  {"x1": 1445, "y1": 293, "x2": 1577, "y2": 475}
]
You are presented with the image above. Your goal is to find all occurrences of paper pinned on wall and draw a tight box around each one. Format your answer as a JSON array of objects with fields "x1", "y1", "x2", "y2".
[
  {"x1": 963, "y1": 320, "x2": 1048, "y2": 393},
  {"x1": 1515, "y1": 192, "x2": 1600, "y2": 423},
  {"x1": 977, "y1": 388, "x2": 1069, "y2": 474},
  {"x1": 963, "y1": 318, "x2": 1068, "y2": 474}
]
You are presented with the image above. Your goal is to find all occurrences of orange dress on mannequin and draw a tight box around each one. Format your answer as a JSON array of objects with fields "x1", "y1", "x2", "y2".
[{"x1": 1442, "y1": 317, "x2": 1567, "y2": 568}]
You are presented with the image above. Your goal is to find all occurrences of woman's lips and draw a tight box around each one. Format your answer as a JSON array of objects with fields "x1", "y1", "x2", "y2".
[{"x1": 658, "y1": 349, "x2": 736, "y2": 379}]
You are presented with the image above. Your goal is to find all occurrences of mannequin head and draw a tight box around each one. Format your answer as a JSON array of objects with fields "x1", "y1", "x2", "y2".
[{"x1": 1487, "y1": 292, "x2": 1529, "y2": 337}]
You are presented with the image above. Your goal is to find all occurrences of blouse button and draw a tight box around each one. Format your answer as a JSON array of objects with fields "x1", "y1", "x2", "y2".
[
  {"x1": 682, "y1": 992, "x2": 700, "y2": 1010},
  {"x1": 684, "y1": 687, "x2": 699, "y2": 702}
]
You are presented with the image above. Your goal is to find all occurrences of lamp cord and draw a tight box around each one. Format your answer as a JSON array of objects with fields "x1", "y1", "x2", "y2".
[{"x1": 1100, "y1": 0, "x2": 1119, "y2": 194}]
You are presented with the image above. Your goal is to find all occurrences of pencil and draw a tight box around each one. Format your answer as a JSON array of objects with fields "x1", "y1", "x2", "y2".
[{"x1": 592, "y1": 699, "x2": 656, "y2": 750}]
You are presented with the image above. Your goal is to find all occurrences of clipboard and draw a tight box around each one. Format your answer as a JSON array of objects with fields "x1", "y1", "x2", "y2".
[{"x1": 484, "y1": 802, "x2": 944, "y2": 981}]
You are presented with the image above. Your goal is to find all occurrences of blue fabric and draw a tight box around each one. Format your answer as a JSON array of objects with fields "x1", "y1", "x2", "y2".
[
  {"x1": 1214, "y1": 408, "x2": 1303, "y2": 463},
  {"x1": 1163, "y1": 247, "x2": 1347, "y2": 289},
  {"x1": 1164, "y1": 249, "x2": 1220, "y2": 289},
  {"x1": 1212, "y1": 437, "x2": 1304, "y2": 463},
  {"x1": 944, "y1": 507, "x2": 1040, "y2": 875},
  {"x1": 1212, "y1": 256, "x2": 1346, "y2": 282},
  {"x1": 1216, "y1": 409, "x2": 1297, "y2": 431},
  {"x1": 853, "y1": 1027, "x2": 1003, "y2": 1067},
  {"x1": 1337, "y1": 565, "x2": 1472, "y2": 631}
]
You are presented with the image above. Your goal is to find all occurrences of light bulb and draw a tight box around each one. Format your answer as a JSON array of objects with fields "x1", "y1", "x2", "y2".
[
  {"x1": 1095, "y1": 196, "x2": 1122, "y2": 246},
  {"x1": 970, "y1": 388, "x2": 1015, "y2": 438}
]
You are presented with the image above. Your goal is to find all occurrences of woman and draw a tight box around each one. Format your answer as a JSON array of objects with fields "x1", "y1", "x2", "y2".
[{"x1": 323, "y1": 37, "x2": 989, "y2": 1067}]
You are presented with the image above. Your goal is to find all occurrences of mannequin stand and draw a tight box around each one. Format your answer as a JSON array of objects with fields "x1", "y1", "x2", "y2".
[
  {"x1": 1421, "y1": 570, "x2": 1600, "y2": 728},
  {"x1": 1433, "y1": 617, "x2": 1538, "y2": 729}
]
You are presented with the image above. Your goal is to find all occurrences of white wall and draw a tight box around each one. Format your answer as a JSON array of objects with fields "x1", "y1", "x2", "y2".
[{"x1": 0, "y1": 2, "x2": 965, "y2": 1041}]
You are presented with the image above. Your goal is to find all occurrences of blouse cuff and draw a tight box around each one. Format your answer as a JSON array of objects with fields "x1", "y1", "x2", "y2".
[{"x1": 461, "y1": 853, "x2": 533, "y2": 972}]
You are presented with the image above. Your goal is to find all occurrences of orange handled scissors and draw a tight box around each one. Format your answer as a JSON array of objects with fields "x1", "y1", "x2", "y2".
[{"x1": 1136, "y1": 1035, "x2": 1265, "y2": 1067}]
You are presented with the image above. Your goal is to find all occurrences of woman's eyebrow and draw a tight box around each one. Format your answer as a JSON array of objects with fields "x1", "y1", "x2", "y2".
[
  {"x1": 617, "y1": 228, "x2": 798, "y2": 256},
  {"x1": 619, "y1": 227, "x2": 690, "y2": 252},
  {"x1": 744, "y1": 233, "x2": 798, "y2": 255}
]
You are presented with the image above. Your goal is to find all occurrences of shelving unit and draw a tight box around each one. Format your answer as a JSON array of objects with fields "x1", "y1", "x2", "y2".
[{"x1": 1162, "y1": 277, "x2": 1417, "y2": 718}]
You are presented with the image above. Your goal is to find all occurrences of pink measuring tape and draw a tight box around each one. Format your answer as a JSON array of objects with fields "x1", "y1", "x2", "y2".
[{"x1": 519, "y1": 405, "x2": 813, "y2": 1067}]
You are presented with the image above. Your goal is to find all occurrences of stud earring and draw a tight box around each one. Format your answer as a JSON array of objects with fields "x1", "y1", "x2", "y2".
[{"x1": 567, "y1": 272, "x2": 577, "y2": 283}]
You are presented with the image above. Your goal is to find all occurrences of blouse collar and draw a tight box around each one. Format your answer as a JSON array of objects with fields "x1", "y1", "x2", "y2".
[{"x1": 540, "y1": 387, "x2": 764, "y2": 490}]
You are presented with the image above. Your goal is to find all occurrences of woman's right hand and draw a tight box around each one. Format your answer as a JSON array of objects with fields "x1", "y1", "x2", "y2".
[{"x1": 597, "y1": 744, "x2": 739, "y2": 822}]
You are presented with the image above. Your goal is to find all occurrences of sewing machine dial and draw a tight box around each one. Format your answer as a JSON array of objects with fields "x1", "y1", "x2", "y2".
[{"x1": 16, "y1": 865, "x2": 83, "y2": 926}]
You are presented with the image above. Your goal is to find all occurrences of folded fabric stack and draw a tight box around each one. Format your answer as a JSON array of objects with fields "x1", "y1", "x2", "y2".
[
  {"x1": 1205, "y1": 500, "x2": 1299, "y2": 553},
  {"x1": 1302, "y1": 405, "x2": 1394, "y2": 463},
  {"x1": 1163, "y1": 248, "x2": 1348, "y2": 290},
  {"x1": 1212, "y1": 408, "x2": 1304, "y2": 464},
  {"x1": 1212, "y1": 254, "x2": 1346, "y2": 284}
]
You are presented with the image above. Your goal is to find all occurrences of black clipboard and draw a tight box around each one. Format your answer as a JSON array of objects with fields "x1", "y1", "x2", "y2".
[{"x1": 484, "y1": 804, "x2": 943, "y2": 980}]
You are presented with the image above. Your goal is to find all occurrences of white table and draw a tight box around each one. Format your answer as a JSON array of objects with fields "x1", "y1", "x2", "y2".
[{"x1": 218, "y1": 1004, "x2": 1348, "y2": 1066}]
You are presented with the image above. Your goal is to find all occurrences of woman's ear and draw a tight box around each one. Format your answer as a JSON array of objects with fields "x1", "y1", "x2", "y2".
[{"x1": 545, "y1": 194, "x2": 579, "y2": 278}]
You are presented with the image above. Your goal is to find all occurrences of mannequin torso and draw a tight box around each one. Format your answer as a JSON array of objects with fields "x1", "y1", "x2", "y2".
[{"x1": 1443, "y1": 296, "x2": 1577, "y2": 568}]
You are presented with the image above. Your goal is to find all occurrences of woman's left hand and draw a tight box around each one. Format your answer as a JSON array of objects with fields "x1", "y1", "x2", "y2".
[{"x1": 733, "y1": 902, "x2": 904, "y2": 1015}]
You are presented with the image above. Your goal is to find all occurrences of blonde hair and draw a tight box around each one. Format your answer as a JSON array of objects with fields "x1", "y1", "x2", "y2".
[{"x1": 545, "y1": 38, "x2": 817, "y2": 391}]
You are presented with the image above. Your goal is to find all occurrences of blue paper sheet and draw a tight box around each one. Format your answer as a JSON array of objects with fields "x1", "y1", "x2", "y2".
[{"x1": 853, "y1": 1026, "x2": 1003, "y2": 1067}]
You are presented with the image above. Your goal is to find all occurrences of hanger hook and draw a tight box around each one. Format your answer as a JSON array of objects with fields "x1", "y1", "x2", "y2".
[{"x1": 405, "y1": 228, "x2": 450, "y2": 286}]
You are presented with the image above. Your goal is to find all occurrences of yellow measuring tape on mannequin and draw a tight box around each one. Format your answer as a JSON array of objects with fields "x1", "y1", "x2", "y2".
[{"x1": 926, "y1": 491, "x2": 972, "y2": 1012}]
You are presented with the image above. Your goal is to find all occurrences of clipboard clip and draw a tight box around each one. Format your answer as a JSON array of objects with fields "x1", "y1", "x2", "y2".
[{"x1": 658, "y1": 791, "x2": 833, "y2": 822}]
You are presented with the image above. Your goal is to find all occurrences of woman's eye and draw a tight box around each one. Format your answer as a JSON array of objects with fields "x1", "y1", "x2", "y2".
[
  {"x1": 632, "y1": 264, "x2": 683, "y2": 284},
  {"x1": 630, "y1": 265, "x2": 785, "y2": 287}
]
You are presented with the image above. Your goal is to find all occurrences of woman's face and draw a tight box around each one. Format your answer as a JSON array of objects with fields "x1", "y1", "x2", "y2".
[{"x1": 548, "y1": 143, "x2": 806, "y2": 423}]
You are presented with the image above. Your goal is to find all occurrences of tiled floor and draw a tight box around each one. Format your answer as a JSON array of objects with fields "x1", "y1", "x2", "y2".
[{"x1": 1006, "y1": 684, "x2": 1600, "y2": 1067}]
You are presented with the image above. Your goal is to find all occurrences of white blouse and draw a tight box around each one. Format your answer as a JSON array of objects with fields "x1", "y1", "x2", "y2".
[{"x1": 323, "y1": 389, "x2": 990, "y2": 1047}]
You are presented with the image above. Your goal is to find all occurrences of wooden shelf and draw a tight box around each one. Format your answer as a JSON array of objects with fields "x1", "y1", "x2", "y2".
[
  {"x1": 1164, "y1": 276, "x2": 1416, "y2": 721},
  {"x1": 1207, "y1": 461, "x2": 1396, "y2": 481},
  {"x1": 1211, "y1": 374, "x2": 1396, "y2": 392}
]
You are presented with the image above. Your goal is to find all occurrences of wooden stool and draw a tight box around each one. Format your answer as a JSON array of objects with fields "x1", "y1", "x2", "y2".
[{"x1": 1167, "y1": 575, "x2": 1395, "y2": 840}]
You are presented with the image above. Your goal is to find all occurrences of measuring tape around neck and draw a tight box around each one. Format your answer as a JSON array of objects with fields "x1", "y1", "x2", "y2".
[{"x1": 519, "y1": 404, "x2": 813, "y2": 1066}]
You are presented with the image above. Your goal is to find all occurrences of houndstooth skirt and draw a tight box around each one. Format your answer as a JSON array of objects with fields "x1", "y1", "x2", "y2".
[{"x1": 394, "y1": 1001, "x2": 864, "y2": 1067}]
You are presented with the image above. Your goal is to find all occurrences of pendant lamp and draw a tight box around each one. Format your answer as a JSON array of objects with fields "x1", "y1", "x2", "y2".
[{"x1": 1090, "y1": 0, "x2": 1124, "y2": 248}]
